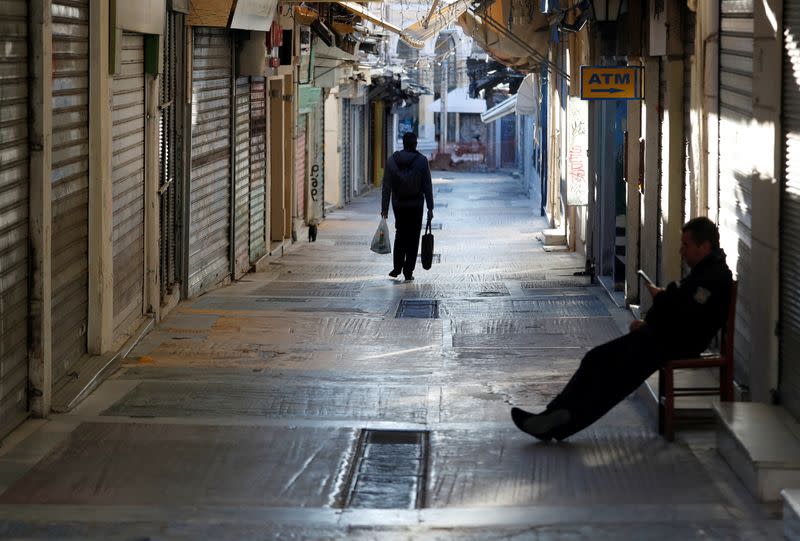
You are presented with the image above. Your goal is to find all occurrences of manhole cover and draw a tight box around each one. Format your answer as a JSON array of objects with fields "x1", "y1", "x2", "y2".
[
  {"x1": 340, "y1": 429, "x2": 429, "y2": 509},
  {"x1": 396, "y1": 299, "x2": 440, "y2": 318}
]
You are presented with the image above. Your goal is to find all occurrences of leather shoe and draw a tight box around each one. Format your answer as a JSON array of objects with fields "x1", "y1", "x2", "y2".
[{"x1": 511, "y1": 407, "x2": 570, "y2": 441}]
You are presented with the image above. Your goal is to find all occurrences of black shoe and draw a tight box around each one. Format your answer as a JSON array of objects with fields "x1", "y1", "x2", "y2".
[
  {"x1": 404, "y1": 275, "x2": 414, "y2": 281},
  {"x1": 511, "y1": 407, "x2": 570, "y2": 441},
  {"x1": 389, "y1": 269, "x2": 401, "y2": 278}
]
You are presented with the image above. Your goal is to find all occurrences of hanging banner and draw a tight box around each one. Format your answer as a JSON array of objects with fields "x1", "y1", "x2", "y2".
[{"x1": 566, "y1": 97, "x2": 588, "y2": 206}]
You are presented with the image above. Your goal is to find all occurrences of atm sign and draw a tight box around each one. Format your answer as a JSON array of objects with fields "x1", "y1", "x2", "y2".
[{"x1": 580, "y1": 66, "x2": 643, "y2": 100}]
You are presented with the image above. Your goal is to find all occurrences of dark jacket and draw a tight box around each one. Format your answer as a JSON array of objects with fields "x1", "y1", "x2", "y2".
[
  {"x1": 644, "y1": 249, "x2": 733, "y2": 356},
  {"x1": 381, "y1": 150, "x2": 434, "y2": 214}
]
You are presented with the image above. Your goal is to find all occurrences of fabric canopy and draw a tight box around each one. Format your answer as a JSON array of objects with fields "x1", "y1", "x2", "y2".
[
  {"x1": 430, "y1": 87, "x2": 486, "y2": 114},
  {"x1": 481, "y1": 94, "x2": 517, "y2": 124},
  {"x1": 457, "y1": 0, "x2": 550, "y2": 72},
  {"x1": 515, "y1": 73, "x2": 538, "y2": 115}
]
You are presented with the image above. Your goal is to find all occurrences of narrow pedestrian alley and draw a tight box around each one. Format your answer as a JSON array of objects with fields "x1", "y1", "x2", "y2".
[{"x1": 0, "y1": 172, "x2": 782, "y2": 539}]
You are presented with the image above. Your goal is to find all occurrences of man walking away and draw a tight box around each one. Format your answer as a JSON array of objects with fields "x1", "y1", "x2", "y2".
[
  {"x1": 381, "y1": 132, "x2": 434, "y2": 281},
  {"x1": 511, "y1": 217, "x2": 733, "y2": 441}
]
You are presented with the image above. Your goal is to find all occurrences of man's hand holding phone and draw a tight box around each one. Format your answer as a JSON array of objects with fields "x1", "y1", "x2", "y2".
[{"x1": 638, "y1": 269, "x2": 664, "y2": 298}]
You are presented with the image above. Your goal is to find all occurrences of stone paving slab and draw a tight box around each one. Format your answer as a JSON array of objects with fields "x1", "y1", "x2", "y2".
[
  {"x1": 0, "y1": 423, "x2": 356, "y2": 507},
  {"x1": 452, "y1": 317, "x2": 620, "y2": 348}
]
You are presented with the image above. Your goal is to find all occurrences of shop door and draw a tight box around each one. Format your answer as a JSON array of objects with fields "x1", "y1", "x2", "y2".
[
  {"x1": 341, "y1": 98, "x2": 352, "y2": 204},
  {"x1": 296, "y1": 114, "x2": 307, "y2": 223},
  {"x1": 159, "y1": 11, "x2": 183, "y2": 300},
  {"x1": 188, "y1": 28, "x2": 232, "y2": 297},
  {"x1": 0, "y1": 0, "x2": 31, "y2": 437},
  {"x1": 249, "y1": 77, "x2": 267, "y2": 264},
  {"x1": 51, "y1": 0, "x2": 90, "y2": 382},
  {"x1": 111, "y1": 32, "x2": 146, "y2": 340},
  {"x1": 233, "y1": 76, "x2": 250, "y2": 278},
  {"x1": 780, "y1": 0, "x2": 800, "y2": 419},
  {"x1": 719, "y1": 0, "x2": 755, "y2": 384}
]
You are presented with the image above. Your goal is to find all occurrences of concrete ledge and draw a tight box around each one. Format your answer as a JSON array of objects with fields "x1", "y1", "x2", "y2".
[
  {"x1": 541, "y1": 228, "x2": 566, "y2": 246},
  {"x1": 715, "y1": 402, "x2": 800, "y2": 502},
  {"x1": 784, "y1": 489, "x2": 800, "y2": 540}
]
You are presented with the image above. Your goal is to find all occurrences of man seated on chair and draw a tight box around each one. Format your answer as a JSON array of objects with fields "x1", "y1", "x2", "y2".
[{"x1": 512, "y1": 217, "x2": 733, "y2": 442}]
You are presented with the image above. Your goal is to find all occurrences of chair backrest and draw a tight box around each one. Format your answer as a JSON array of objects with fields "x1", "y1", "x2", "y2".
[{"x1": 721, "y1": 280, "x2": 738, "y2": 360}]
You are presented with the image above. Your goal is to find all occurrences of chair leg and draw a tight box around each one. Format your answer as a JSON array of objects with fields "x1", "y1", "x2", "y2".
[
  {"x1": 658, "y1": 368, "x2": 666, "y2": 435},
  {"x1": 663, "y1": 369, "x2": 675, "y2": 441}
]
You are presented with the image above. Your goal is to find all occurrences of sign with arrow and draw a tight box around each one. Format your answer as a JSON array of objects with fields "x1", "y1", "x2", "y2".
[{"x1": 580, "y1": 66, "x2": 643, "y2": 100}]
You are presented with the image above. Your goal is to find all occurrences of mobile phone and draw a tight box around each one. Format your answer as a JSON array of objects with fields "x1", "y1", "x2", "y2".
[{"x1": 637, "y1": 269, "x2": 655, "y2": 286}]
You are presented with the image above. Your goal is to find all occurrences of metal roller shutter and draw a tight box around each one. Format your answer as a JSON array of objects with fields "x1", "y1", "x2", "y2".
[
  {"x1": 189, "y1": 28, "x2": 231, "y2": 297},
  {"x1": 296, "y1": 114, "x2": 307, "y2": 223},
  {"x1": 111, "y1": 33, "x2": 146, "y2": 340},
  {"x1": 159, "y1": 11, "x2": 182, "y2": 300},
  {"x1": 354, "y1": 105, "x2": 365, "y2": 194},
  {"x1": 719, "y1": 0, "x2": 754, "y2": 385},
  {"x1": 233, "y1": 76, "x2": 250, "y2": 278},
  {"x1": 249, "y1": 77, "x2": 267, "y2": 264},
  {"x1": 341, "y1": 97, "x2": 352, "y2": 204},
  {"x1": 781, "y1": 1, "x2": 800, "y2": 419},
  {"x1": 0, "y1": 0, "x2": 30, "y2": 437},
  {"x1": 51, "y1": 0, "x2": 90, "y2": 382}
]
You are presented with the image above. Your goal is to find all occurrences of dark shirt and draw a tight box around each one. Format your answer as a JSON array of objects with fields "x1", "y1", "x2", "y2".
[
  {"x1": 644, "y1": 250, "x2": 733, "y2": 356},
  {"x1": 381, "y1": 150, "x2": 434, "y2": 214}
]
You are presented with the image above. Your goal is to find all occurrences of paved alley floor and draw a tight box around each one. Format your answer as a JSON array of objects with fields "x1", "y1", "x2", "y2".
[{"x1": 0, "y1": 172, "x2": 783, "y2": 539}]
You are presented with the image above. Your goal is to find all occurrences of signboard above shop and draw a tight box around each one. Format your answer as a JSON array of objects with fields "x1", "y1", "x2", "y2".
[{"x1": 580, "y1": 66, "x2": 643, "y2": 100}]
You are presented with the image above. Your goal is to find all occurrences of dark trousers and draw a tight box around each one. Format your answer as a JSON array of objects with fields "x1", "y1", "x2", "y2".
[
  {"x1": 546, "y1": 327, "x2": 677, "y2": 440},
  {"x1": 392, "y1": 205, "x2": 424, "y2": 278}
]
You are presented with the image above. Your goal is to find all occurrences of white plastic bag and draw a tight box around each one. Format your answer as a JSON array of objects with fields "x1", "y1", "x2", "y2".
[{"x1": 370, "y1": 218, "x2": 392, "y2": 254}]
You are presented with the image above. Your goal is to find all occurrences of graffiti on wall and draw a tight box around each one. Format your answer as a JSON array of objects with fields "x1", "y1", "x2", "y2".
[{"x1": 567, "y1": 97, "x2": 588, "y2": 206}]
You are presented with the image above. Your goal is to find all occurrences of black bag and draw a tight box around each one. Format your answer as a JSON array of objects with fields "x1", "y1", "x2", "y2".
[{"x1": 421, "y1": 218, "x2": 434, "y2": 270}]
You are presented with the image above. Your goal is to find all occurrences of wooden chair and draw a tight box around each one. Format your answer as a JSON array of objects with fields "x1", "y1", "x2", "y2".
[{"x1": 658, "y1": 281, "x2": 738, "y2": 441}]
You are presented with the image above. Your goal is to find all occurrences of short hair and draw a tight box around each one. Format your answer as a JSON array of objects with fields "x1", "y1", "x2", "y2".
[
  {"x1": 682, "y1": 217, "x2": 720, "y2": 250},
  {"x1": 402, "y1": 132, "x2": 417, "y2": 150}
]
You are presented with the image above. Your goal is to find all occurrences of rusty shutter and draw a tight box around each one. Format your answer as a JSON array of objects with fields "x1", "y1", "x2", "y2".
[
  {"x1": 111, "y1": 32, "x2": 146, "y2": 340},
  {"x1": 233, "y1": 76, "x2": 250, "y2": 278},
  {"x1": 51, "y1": 0, "x2": 90, "y2": 382},
  {"x1": 189, "y1": 27, "x2": 231, "y2": 297},
  {"x1": 719, "y1": 0, "x2": 754, "y2": 386},
  {"x1": 781, "y1": 0, "x2": 800, "y2": 419},
  {"x1": 341, "y1": 97, "x2": 352, "y2": 204},
  {"x1": 249, "y1": 77, "x2": 267, "y2": 264},
  {"x1": 296, "y1": 114, "x2": 307, "y2": 223},
  {"x1": 0, "y1": 0, "x2": 30, "y2": 437},
  {"x1": 159, "y1": 11, "x2": 182, "y2": 300}
]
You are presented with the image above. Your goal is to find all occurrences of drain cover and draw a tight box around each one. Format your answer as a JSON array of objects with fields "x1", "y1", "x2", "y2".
[
  {"x1": 396, "y1": 299, "x2": 439, "y2": 318},
  {"x1": 341, "y1": 429, "x2": 429, "y2": 509}
]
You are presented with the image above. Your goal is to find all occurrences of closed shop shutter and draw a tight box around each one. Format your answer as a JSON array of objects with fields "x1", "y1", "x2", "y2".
[
  {"x1": 296, "y1": 114, "x2": 307, "y2": 223},
  {"x1": 111, "y1": 32, "x2": 146, "y2": 340},
  {"x1": 781, "y1": 1, "x2": 800, "y2": 419},
  {"x1": 341, "y1": 97, "x2": 352, "y2": 204},
  {"x1": 51, "y1": 0, "x2": 90, "y2": 382},
  {"x1": 189, "y1": 28, "x2": 231, "y2": 297},
  {"x1": 354, "y1": 105, "x2": 365, "y2": 193},
  {"x1": 683, "y1": 5, "x2": 697, "y2": 222},
  {"x1": 159, "y1": 11, "x2": 182, "y2": 300},
  {"x1": 719, "y1": 0, "x2": 754, "y2": 385},
  {"x1": 0, "y1": 0, "x2": 30, "y2": 437},
  {"x1": 233, "y1": 76, "x2": 250, "y2": 278},
  {"x1": 249, "y1": 77, "x2": 267, "y2": 264}
]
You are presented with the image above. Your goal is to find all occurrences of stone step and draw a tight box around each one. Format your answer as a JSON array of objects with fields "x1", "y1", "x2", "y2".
[
  {"x1": 784, "y1": 489, "x2": 800, "y2": 540},
  {"x1": 541, "y1": 228, "x2": 566, "y2": 246},
  {"x1": 714, "y1": 402, "x2": 800, "y2": 502}
]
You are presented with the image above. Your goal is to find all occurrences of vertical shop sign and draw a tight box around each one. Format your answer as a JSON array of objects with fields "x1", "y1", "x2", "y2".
[{"x1": 567, "y1": 97, "x2": 588, "y2": 205}]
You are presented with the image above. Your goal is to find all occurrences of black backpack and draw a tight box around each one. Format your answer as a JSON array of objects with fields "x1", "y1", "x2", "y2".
[{"x1": 394, "y1": 153, "x2": 422, "y2": 199}]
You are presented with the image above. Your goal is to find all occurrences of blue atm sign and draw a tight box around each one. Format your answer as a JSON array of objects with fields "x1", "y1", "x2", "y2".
[{"x1": 580, "y1": 66, "x2": 643, "y2": 100}]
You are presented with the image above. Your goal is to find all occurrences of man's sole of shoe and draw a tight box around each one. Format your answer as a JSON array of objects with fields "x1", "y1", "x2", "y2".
[
  {"x1": 511, "y1": 407, "x2": 570, "y2": 442},
  {"x1": 389, "y1": 270, "x2": 401, "y2": 278}
]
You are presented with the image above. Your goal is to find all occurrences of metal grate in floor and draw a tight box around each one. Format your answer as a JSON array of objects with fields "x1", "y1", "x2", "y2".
[
  {"x1": 340, "y1": 429, "x2": 429, "y2": 509},
  {"x1": 395, "y1": 299, "x2": 440, "y2": 319}
]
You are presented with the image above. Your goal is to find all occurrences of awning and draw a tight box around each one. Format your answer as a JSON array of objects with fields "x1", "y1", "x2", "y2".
[
  {"x1": 430, "y1": 87, "x2": 486, "y2": 114},
  {"x1": 230, "y1": 0, "x2": 279, "y2": 30},
  {"x1": 481, "y1": 95, "x2": 516, "y2": 124},
  {"x1": 314, "y1": 37, "x2": 356, "y2": 88},
  {"x1": 515, "y1": 73, "x2": 538, "y2": 115},
  {"x1": 457, "y1": 0, "x2": 550, "y2": 72},
  {"x1": 400, "y1": 0, "x2": 471, "y2": 49}
]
